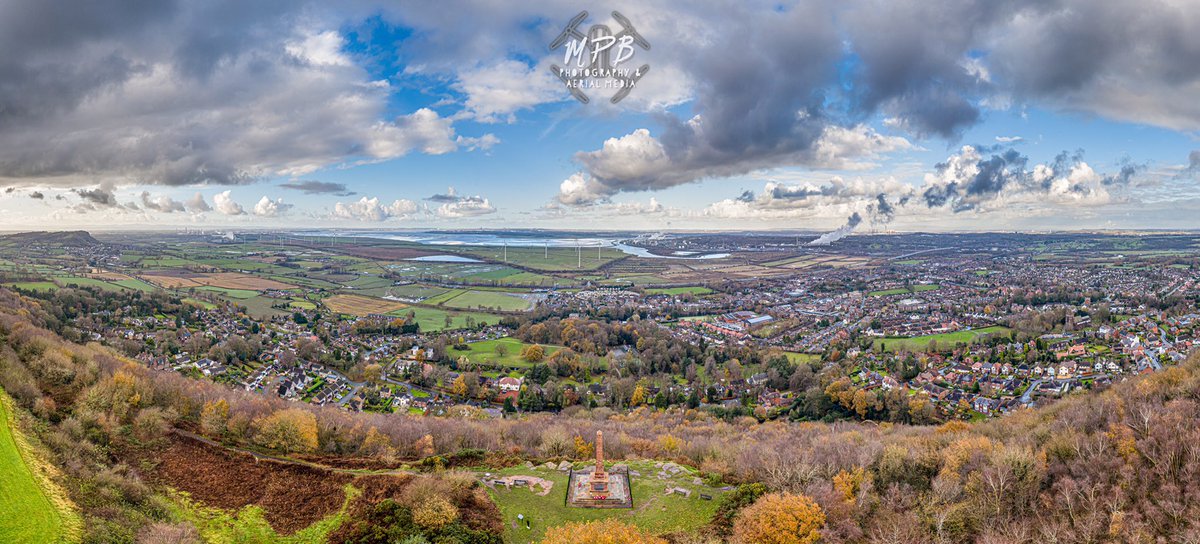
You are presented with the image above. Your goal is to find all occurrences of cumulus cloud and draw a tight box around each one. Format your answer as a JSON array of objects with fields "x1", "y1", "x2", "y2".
[
  {"x1": 212, "y1": 190, "x2": 245, "y2": 215},
  {"x1": 921, "y1": 145, "x2": 1131, "y2": 212},
  {"x1": 560, "y1": 125, "x2": 912, "y2": 206},
  {"x1": 704, "y1": 176, "x2": 914, "y2": 220},
  {"x1": 332, "y1": 196, "x2": 418, "y2": 221},
  {"x1": 140, "y1": 191, "x2": 186, "y2": 213},
  {"x1": 186, "y1": 192, "x2": 212, "y2": 212},
  {"x1": 279, "y1": 180, "x2": 355, "y2": 196},
  {"x1": 253, "y1": 196, "x2": 292, "y2": 217}
]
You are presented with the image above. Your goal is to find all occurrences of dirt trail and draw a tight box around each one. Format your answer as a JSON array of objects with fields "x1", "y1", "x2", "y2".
[{"x1": 173, "y1": 429, "x2": 415, "y2": 476}]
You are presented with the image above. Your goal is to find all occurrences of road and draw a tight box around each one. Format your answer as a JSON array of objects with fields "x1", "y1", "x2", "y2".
[{"x1": 1020, "y1": 379, "x2": 1043, "y2": 404}]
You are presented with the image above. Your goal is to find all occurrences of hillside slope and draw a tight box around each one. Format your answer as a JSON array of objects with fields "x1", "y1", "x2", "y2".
[
  {"x1": 0, "y1": 391, "x2": 79, "y2": 543},
  {"x1": 0, "y1": 231, "x2": 99, "y2": 247},
  {"x1": 0, "y1": 287, "x2": 1198, "y2": 543}
]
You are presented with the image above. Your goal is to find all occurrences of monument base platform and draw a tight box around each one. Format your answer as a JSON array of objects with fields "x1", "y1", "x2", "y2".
[{"x1": 566, "y1": 468, "x2": 633, "y2": 509}]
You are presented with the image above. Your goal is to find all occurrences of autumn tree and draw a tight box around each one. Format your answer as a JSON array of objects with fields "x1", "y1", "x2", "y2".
[
  {"x1": 541, "y1": 519, "x2": 667, "y2": 544},
  {"x1": 733, "y1": 492, "x2": 825, "y2": 544},
  {"x1": 631, "y1": 384, "x2": 647, "y2": 406},
  {"x1": 253, "y1": 408, "x2": 319, "y2": 452},
  {"x1": 199, "y1": 398, "x2": 230, "y2": 436},
  {"x1": 363, "y1": 363, "x2": 383, "y2": 384},
  {"x1": 521, "y1": 343, "x2": 546, "y2": 363},
  {"x1": 359, "y1": 426, "x2": 394, "y2": 459},
  {"x1": 574, "y1": 434, "x2": 594, "y2": 459},
  {"x1": 83, "y1": 369, "x2": 153, "y2": 422},
  {"x1": 451, "y1": 374, "x2": 468, "y2": 396},
  {"x1": 415, "y1": 434, "x2": 436, "y2": 457}
]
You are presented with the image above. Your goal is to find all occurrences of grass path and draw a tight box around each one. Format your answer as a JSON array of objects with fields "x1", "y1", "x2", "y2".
[{"x1": 0, "y1": 391, "x2": 80, "y2": 543}]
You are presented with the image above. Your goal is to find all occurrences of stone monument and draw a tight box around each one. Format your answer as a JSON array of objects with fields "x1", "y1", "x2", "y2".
[{"x1": 566, "y1": 430, "x2": 632, "y2": 508}]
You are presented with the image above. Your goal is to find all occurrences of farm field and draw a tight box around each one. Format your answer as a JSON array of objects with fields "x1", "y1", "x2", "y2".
[
  {"x1": 439, "y1": 290, "x2": 534, "y2": 312},
  {"x1": 0, "y1": 392, "x2": 77, "y2": 543},
  {"x1": 4, "y1": 281, "x2": 57, "y2": 292},
  {"x1": 323, "y1": 294, "x2": 408, "y2": 316},
  {"x1": 875, "y1": 326, "x2": 1012, "y2": 352},
  {"x1": 454, "y1": 337, "x2": 562, "y2": 368},
  {"x1": 480, "y1": 460, "x2": 727, "y2": 543}
]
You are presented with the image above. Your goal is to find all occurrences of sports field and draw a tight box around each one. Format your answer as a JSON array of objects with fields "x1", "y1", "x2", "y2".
[
  {"x1": 875, "y1": 326, "x2": 1012, "y2": 352},
  {"x1": 867, "y1": 284, "x2": 941, "y2": 297}
]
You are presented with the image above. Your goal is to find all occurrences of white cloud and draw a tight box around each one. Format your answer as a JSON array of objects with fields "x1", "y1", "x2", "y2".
[
  {"x1": 332, "y1": 196, "x2": 418, "y2": 221},
  {"x1": 212, "y1": 190, "x2": 245, "y2": 215},
  {"x1": 253, "y1": 196, "x2": 292, "y2": 217},
  {"x1": 139, "y1": 191, "x2": 185, "y2": 213},
  {"x1": 454, "y1": 59, "x2": 564, "y2": 123},
  {"x1": 186, "y1": 192, "x2": 211, "y2": 212}
]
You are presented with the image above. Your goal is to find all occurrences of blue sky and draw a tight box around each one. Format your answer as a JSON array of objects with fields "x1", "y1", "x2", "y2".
[{"x1": 1, "y1": 0, "x2": 1198, "y2": 231}]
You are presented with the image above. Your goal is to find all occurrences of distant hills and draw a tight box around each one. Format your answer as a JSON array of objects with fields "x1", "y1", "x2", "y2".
[{"x1": 0, "y1": 231, "x2": 98, "y2": 247}]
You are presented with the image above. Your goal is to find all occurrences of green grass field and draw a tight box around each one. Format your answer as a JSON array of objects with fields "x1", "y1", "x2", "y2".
[
  {"x1": 867, "y1": 284, "x2": 941, "y2": 297},
  {"x1": 453, "y1": 337, "x2": 562, "y2": 368},
  {"x1": 875, "y1": 326, "x2": 1012, "y2": 352},
  {"x1": 782, "y1": 351, "x2": 821, "y2": 365},
  {"x1": 4, "y1": 281, "x2": 57, "y2": 292},
  {"x1": 481, "y1": 460, "x2": 726, "y2": 543},
  {"x1": 387, "y1": 307, "x2": 503, "y2": 332},
  {"x1": 1, "y1": 391, "x2": 77, "y2": 543}
]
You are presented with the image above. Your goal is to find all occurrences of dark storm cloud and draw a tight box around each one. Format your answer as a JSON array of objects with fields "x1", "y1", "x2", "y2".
[
  {"x1": 30, "y1": 191, "x2": 44, "y2": 200},
  {"x1": 279, "y1": 180, "x2": 355, "y2": 196},
  {"x1": 0, "y1": 0, "x2": 487, "y2": 191}
]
